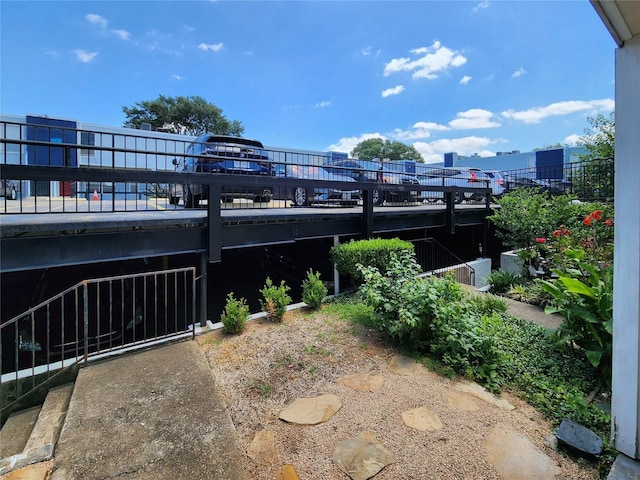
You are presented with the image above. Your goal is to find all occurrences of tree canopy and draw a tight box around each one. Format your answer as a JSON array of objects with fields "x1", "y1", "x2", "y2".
[
  {"x1": 577, "y1": 111, "x2": 614, "y2": 161},
  {"x1": 351, "y1": 138, "x2": 424, "y2": 163},
  {"x1": 122, "y1": 95, "x2": 244, "y2": 136}
]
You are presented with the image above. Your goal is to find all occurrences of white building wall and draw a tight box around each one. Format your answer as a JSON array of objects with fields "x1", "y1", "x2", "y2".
[{"x1": 611, "y1": 35, "x2": 640, "y2": 459}]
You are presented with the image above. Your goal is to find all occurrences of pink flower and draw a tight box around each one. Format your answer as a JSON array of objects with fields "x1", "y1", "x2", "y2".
[
  {"x1": 604, "y1": 219, "x2": 614, "y2": 227},
  {"x1": 535, "y1": 237, "x2": 546, "y2": 243},
  {"x1": 583, "y1": 216, "x2": 592, "y2": 226}
]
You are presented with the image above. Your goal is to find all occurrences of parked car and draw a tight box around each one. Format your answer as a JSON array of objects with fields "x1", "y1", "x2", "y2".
[
  {"x1": 169, "y1": 134, "x2": 274, "y2": 208},
  {"x1": 322, "y1": 159, "x2": 419, "y2": 205},
  {"x1": 417, "y1": 168, "x2": 492, "y2": 204},
  {"x1": 274, "y1": 164, "x2": 361, "y2": 207},
  {"x1": 471, "y1": 169, "x2": 506, "y2": 198},
  {"x1": 503, "y1": 174, "x2": 565, "y2": 195},
  {"x1": 0, "y1": 179, "x2": 18, "y2": 200}
]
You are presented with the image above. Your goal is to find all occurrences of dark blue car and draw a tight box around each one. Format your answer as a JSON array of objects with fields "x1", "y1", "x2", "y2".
[{"x1": 170, "y1": 134, "x2": 274, "y2": 208}]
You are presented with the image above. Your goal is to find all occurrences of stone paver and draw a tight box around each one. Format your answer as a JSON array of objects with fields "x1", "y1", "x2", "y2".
[
  {"x1": 485, "y1": 423, "x2": 560, "y2": 480},
  {"x1": 445, "y1": 390, "x2": 480, "y2": 412},
  {"x1": 247, "y1": 430, "x2": 278, "y2": 466},
  {"x1": 279, "y1": 394, "x2": 342, "y2": 425},
  {"x1": 336, "y1": 373, "x2": 385, "y2": 392},
  {"x1": 388, "y1": 354, "x2": 432, "y2": 376},
  {"x1": 454, "y1": 380, "x2": 515, "y2": 411},
  {"x1": 332, "y1": 431, "x2": 396, "y2": 480},
  {"x1": 276, "y1": 464, "x2": 301, "y2": 480},
  {"x1": 401, "y1": 406, "x2": 443, "y2": 431}
]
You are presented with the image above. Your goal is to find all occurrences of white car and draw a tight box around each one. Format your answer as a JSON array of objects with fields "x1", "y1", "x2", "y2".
[{"x1": 417, "y1": 168, "x2": 491, "y2": 204}]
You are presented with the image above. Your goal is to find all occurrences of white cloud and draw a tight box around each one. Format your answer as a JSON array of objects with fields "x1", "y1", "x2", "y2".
[
  {"x1": 172, "y1": 74, "x2": 184, "y2": 80},
  {"x1": 199, "y1": 42, "x2": 224, "y2": 52},
  {"x1": 389, "y1": 121, "x2": 449, "y2": 141},
  {"x1": 384, "y1": 40, "x2": 467, "y2": 80},
  {"x1": 112, "y1": 29, "x2": 131, "y2": 41},
  {"x1": 564, "y1": 134, "x2": 581, "y2": 146},
  {"x1": 502, "y1": 99, "x2": 614, "y2": 124},
  {"x1": 448, "y1": 109, "x2": 501, "y2": 129},
  {"x1": 74, "y1": 49, "x2": 98, "y2": 63},
  {"x1": 182, "y1": 24, "x2": 195, "y2": 33},
  {"x1": 413, "y1": 136, "x2": 496, "y2": 163},
  {"x1": 473, "y1": 0, "x2": 489, "y2": 12},
  {"x1": 85, "y1": 13, "x2": 130, "y2": 40},
  {"x1": 381, "y1": 85, "x2": 405, "y2": 97},
  {"x1": 326, "y1": 133, "x2": 385, "y2": 154},
  {"x1": 315, "y1": 101, "x2": 331, "y2": 108},
  {"x1": 361, "y1": 46, "x2": 372, "y2": 56},
  {"x1": 85, "y1": 13, "x2": 107, "y2": 29},
  {"x1": 512, "y1": 67, "x2": 526, "y2": 78},
  {"x1": 459, "y1": 75, "x2": 472, "y2": 85}
]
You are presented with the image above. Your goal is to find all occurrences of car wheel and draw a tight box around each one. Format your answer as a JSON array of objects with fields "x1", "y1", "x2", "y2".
[
  {"x1": 372, "y1": 189, "x2": 382, "y2": 206},
  {"x1": 454, "y1": 191, "x2": 464, "y2": 204},
  {"x1": 292, "y1": 187, "x2": 310, "y2": 207},
  {"x1": 168, "y1": 195, "x2": 179, "y2": 205},
  {"x1": 9, "y1": 188, "x2": 17, "y2": 201}
]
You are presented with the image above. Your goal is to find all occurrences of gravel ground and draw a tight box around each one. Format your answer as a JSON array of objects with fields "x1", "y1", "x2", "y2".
[{"x1": 198, "y1": 307, "x2": 599, "y2": 480}]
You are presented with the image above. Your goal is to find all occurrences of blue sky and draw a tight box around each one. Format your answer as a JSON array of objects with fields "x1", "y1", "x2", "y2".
[{"x1": 1, "y1": 1, "x2": 616, "y2": 163}]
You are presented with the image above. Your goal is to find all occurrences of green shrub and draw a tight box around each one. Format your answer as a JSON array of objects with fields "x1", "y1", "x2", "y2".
[
  {"x1": 330, "y1": 237, "x2": 415, "y2": 285},
  {"x1": 357, "y1": 251, "x2": 502, "y2": 390},
  {"x1": 301, "y1": 269, "x2": 327, "y2": 310},
  {"x1": 466, "y1": 294, "x2": 507, "y2": 316},
  {"x1": 487, "y1": 269, "x2": 524, "y2": 294},
  {"x1": 259, "y1": 277, "x2": 292, "y2": 322},
  {"x1": 220, "y1": 292, "x2": 249, "y2": 334}
]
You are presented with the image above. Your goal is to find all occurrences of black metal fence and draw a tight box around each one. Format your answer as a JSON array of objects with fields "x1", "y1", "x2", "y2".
[
  {"x1": 501, "y1": 158, "x2": 614, "y2": 202},
  {"x1": 0, "y1": 119, "x2": 490, "y2": 214}
]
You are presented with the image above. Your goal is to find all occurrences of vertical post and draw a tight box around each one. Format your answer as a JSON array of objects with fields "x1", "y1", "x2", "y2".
[
  {"x1": 83, "y1": 282, "x2": 89, "y2": 364},
  {"x1": 611, "y1": 35, "x2": 640, "y2": 460},
  {"x1": 199, "y1": 252, "x2": 208, "y2": 328},
  {"x1": 445, "y1": 191, "x2": 455, "y2": 234},
  {"x1": 362, "y1": 189, "x2": 374, "y2": 238},
  {"x1": 333, "y1": 235, "x2": 340, "y2": 296},
  {"x1": 208, "y1": 183, "x2": 222, "y2": 263}
]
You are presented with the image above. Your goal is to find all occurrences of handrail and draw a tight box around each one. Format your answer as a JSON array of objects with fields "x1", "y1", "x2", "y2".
[
  {"x1": 410, "y1": 237, "x2": 476, "y2": 285},
  {"x1": 1, "y1": 267, "x2": 197, "y2": 420}
]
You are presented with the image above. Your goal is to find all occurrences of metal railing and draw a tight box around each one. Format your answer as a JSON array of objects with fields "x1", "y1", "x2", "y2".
[
  {"x1": 501, "y1": 158, "x2": 614, "y2": 202},
  {"x1": 411, "y1": 237, "x2": 476, "y2": 285},
  {"x1": 0, "y1": 119, "x2": 490, "y2": 214},
  {"x1": 1, "y1": 267, "x2": 196, "y2": 420}
]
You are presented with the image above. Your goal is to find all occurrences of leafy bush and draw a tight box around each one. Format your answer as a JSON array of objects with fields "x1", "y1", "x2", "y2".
[
  {"x1": 357, "y1": 251, "x2": 502, "y2": 390},
  {"x1": 259, "y1": 277, "x2": 292, "y2": 322},
  {"x1": 487, "y1": 269, "x2": 524, "y2": 294},
  {"x1": 466, "y1": 294, "x2": 507, "y2": 316},
  {"x1": 301, "y1": 269, "x2": 327, "y2": 310},
  {"x1": 330, "y1": 237, "x2": 415, "y2": 286},
  {"x1": 220, "y1": 292, "x2": 249, "y2": 334}
]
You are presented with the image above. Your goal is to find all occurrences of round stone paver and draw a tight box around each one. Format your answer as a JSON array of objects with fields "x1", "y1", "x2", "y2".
[{"x1": 445, "y1": 390, "x2": 480, "y2": 412}]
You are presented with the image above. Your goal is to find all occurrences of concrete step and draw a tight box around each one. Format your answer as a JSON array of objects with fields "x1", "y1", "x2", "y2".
[
  {"x1": 0, "y1": 405, "x2": 41, "y2": 458},
  {"x1": 0, "y1": 383, "x2": 74, "y2": 477}
]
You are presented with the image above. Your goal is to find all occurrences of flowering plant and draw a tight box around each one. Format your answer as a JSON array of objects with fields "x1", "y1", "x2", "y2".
[{"x1": 537, "y1": 210, "x2": 614, "y2": 384}]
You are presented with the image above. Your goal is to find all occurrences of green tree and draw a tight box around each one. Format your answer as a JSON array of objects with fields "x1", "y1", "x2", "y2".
[
  {"x1": 122, "y1": 95, "x2": 244, "y2": 136},
  {"x1": 578, "y1": 111, "x2": 614, "y2": 161},
  {"x1": 573, "y1": 111, "x2": 615, "y2": 201},
  {"x1": 351, "y1": 138, "x2": 424, "y2": 163}
]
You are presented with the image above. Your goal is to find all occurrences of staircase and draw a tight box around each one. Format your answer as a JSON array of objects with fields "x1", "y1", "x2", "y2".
[{"x1": 0, "y1": 383, "x2": 74, "y2": 478}]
